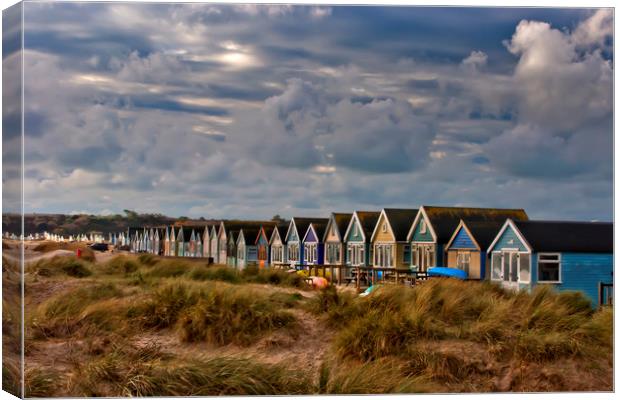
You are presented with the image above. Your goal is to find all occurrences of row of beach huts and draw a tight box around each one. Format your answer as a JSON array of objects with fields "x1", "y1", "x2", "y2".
[{"x1": 120, "y1": 205, "x2": 613, "y2": 305}]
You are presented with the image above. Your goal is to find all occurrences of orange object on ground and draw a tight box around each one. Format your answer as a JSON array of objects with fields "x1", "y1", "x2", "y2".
[{"x1": 312, "y1": 277, "x2": 328, "y2": 289}]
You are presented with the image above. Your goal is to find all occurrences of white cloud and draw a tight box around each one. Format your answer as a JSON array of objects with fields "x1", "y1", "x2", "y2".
[
  {"x1": 310, "y1": 7, "x2": 332, "y2": 20},
  {"x1": 17, "y1": 3, "x2": 612, "y2": 221},
  {"x1": 572, "y1": 8, "x2": 613, "y2": 48},
  {"x1": 479, "y1": 12, "x2": 612, "y2": 179},
  {"x1": 460, "y1": 50, "x2": 487, "y2": 73}
]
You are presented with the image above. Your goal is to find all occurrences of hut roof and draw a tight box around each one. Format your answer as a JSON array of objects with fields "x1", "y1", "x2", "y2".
[
  {"x1": 423, "y1": 206, "x2": 529, "y2": 242},
  {"x1": 513, "y1": 220, "x2": 612, "y2": 253},
  {"x1": 455, "y1": 219, "x2": 506, "y2": 250},
  {"x1": 330, "y1": 213, "x2": 353, "y2": 239},
  {"x1": 240, "y1": 227, "x2": 261, "y2": 244},
  {"x1": 384, "y1": 208, "x2": 419, "y2": 241},
  {"x1": 356, "y1": 211, "x2": 381, "y2": 238},
  {"x1": 308, "y1": 219, "x2": 329, "y2": 241},
  {"x1": 291, "y1": 217, "x2": 328, "y2": 239}
]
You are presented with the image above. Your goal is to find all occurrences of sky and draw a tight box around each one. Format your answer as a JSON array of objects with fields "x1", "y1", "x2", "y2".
[{"x1": 2, "y1": 3, "x2": 614, "y2": 221}]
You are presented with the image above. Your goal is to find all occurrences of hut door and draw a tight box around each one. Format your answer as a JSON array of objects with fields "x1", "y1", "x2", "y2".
[{"x1": 501, "y1": 251, "x2": 519, "y2": 290}]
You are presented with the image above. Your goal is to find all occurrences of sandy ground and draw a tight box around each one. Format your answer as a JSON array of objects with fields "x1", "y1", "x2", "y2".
[
  {"x1": 3, "y1": 239, "x2": 117, "y2": 264},
  {"x1": 9, "y1": 239, "x2": 613, "y2": 395}
]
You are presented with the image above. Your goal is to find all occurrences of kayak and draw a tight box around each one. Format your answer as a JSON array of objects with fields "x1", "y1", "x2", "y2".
[
  {"x1": 427, "y1": 267, "x2": 468, "y2": 280},
  {"x1": 359, "y1": 284, "x2": 379, "y2": 297}
]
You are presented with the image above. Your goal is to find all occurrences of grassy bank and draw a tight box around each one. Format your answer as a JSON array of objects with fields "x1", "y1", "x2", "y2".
[{"x1": 20, "y1": 253, "x2": 613, "y2": 396}]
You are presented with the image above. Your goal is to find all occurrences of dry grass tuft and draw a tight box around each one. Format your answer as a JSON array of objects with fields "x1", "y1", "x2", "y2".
[{"x1": 28, "y1": 255, "x2": 92, "y2": 278}]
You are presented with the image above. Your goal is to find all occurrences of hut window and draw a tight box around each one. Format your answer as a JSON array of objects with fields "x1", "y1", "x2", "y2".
[
  {"x1": 411, "y1": 246, "x2": 419, "y2": 267},
  {"x1": 519, "y1": 253, "x2": 531, "y2": 283},
  {"x1": 305, "y1": 243, "x2": 317, "y2": 263},
  {"x1": 289, "y1": 244, "x2": 298, "y2": 261},
  {"x1": 456, "y1": 252, "x2": 470, "y2": 274},
  {"x1": 272, "y1": 245, "x2": 281, "y2": 262},
  {"x1": 348, "y1": 244, "x2": 364, "y2": 266},
  {"x1": 538, "y1": 253, "x2": 561, "y2": 283},
  {"x1": 353, "y1": 224, "x2": 358, "y2": 237},
  {"x1": 374, "y1": 244, "x2": 393, "y2": 267},
  {"x1": 403, "y1": 245, "x2": 411, "y2": 263},
  {"x1": 420, "y1": 220, "x2": 427, "y2": 234},
  {"x1": 327, "y1": 243, "x2": 340, "y2": 264},
  {"x1": 382, "y1": 223, "x2": 387, "y2": 233},
  {"x1": 491, "y1": 252, "x2": 502, "y2": 280}
]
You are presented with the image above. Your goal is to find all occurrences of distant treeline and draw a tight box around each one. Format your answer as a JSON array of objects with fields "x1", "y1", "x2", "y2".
[{"x1": 2, "y1": 210, "x2": 209, "y2": 235}]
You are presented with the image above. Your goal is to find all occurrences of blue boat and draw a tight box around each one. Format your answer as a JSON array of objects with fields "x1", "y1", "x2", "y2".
[{"x1": 427, "y1": 267, "x2": 468, "y2": 280}]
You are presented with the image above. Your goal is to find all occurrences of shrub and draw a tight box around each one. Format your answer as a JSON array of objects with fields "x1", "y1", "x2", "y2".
[
  {"x1": 74, "y1": 345, "x2": 312, "y2": 397},
  {"x1": 144, "y1": 259, "x2": 190, "y2": 278},
  {"x1": 325, "y1": 279, "x2": 611, "y2": 363},
  {"x1": 242, "y1": 267, "x2": 307, "y2": 288},
  {"x1": 25, "y1": 367, "x2": 60, "y2": 397},
  {"x1": 402, "y1": 347, "x2": 486, "y2": 383},
  {"x1": 188, "y1": 265, "x2": 240, "y2": 283},
  {"x1": 186, "y1": 265, "x2": 306, "y2": 288},
  {"x1": 130, "y1": 282, "x2": 203, "y2": 329},
  {"x1": 332, "y1": 307, "x2": 445, "y2": 361},
  {"x1": 101, "y1": 255, "x2": 139, "y2": 275},
  {"x1": 513, "y1": 330, "x2": 582, "y2": 362},
  {"x1": 178, "y1": 284, "x2": 297, "y2": 345},
  {"x1": 577, "y1": 306, "x2": 613, "y2": 347},
  {"x1": 31, "y1": 283, "x2": 122, "y2": 338},
  {"x1": 2, "y1": 359, "x2": 21, "y2": 397},
  {"x1": 305, "y1": 286, "x2": 361, "y2": 327},
  {"x1": 318, "y1": 358, "x2": 436, "y2": 394},
  {"x1": 268, "y1": 291, "x2": 304, "y2": 308},
  {"x1": 137, "y1": 253, "x2": 159, "y2": 266},
  {"x1": 28, "y1": 255, "x2": 92, "y2": 278}
]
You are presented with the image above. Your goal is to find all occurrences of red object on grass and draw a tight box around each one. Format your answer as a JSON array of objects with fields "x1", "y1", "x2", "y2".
[{"x1": 76, "y1": 248, "x2": 82, "y2": 258}]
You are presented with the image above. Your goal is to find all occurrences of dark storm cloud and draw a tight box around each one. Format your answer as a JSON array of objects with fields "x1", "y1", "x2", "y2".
[
  {"x1": 2, "y1": 3, "x2": 22, "y2": 60},
  {"x1": 207, "y1": 83, "x2": 279, "y2": 101},
  {"x1": 128, "y1": 97, "x2": 229, "y2": 116},
  {"x1": 17, "y1": 3, "x2": 613, "y2": 221},
  {"x1": 57, "y1": 143, "x2": 123, "y2": 173}
]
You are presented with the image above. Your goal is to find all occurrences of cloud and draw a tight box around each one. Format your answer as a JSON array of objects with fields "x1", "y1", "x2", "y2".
[
  {"x1": 460, "y1": 50, "x2": 488, "y2": 73},
  {"x1": 506, "y1": 17, "x2": 612, "y2": 131},
  {"x1": 482, "y1": 11, "x2": 612, "y2": 179},
  {"x1": 231, "y1": 78, "x2": 435, "y2": 173},
  {"x1": 310, "y1": 7, "x2": 332, "y2": 20},
  {"x1": 15, "y1": 4, "x2": 612, "y2": 221},
  {"x1": 572, "y1": 8, "x2": 613, "y2": 48},
  {"x1": 110, "y1": 51, "x2": 189, "y2": 84}
]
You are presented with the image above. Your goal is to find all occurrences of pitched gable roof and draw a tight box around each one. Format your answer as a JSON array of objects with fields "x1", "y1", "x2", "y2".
[
  {"x1": 239, "y1": 227, "x2": 260, "y2": 245},
  {"x1": 325, "y1": 213, "x2": 353, "y2": 241},
  {"x1": 513, "y1": 220, "x2": 612, "y2": 253},
  {"x1": 305, "y1": 219, "x2": 329, "y2": 242},
  {"x1": 447, "y1": 219, "x2": 506, "y2": 250},
  {"x1": 420, "y1": 206, "x2": 529, "y2": 242},
  {"x1": 183, "y1": 228, "x2": 192, "y2": 242},
  {"x1": 344, "y1": 211, "x2": 381, "y2": 242},
  {"x1": 384, "y1": 208, "x2": 419, "y2": 241},
  {"x1": 192, "y1": 226, "x2": 206, "y2": 237},
  {"x1": 269, "y1": 224, "x2": 287, "y2": 245},
  {"x1": 261, "y1": 224, "x2": 274, "y2": 239},
  {"x1": 356, "y1": 211, "x2": 381, "y2": 238},
  {"x1": 288, "y1": 217, "x2": 327, "y2": 241}
]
